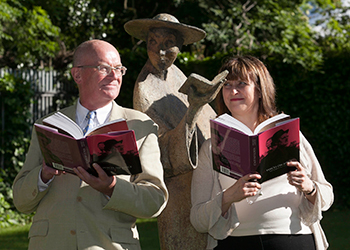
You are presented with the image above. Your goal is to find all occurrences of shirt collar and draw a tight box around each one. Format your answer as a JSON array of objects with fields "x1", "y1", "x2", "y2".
[{"x1": 76, "y1": 99, "x2": 112, "y2": 127}]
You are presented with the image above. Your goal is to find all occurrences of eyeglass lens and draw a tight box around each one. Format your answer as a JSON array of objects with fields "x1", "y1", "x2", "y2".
[{"x1": 99, "y1": 65, "x2": 126, "y2": 76}]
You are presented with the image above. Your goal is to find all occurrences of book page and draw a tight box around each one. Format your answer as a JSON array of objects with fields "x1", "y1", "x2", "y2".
[
  {"x1": 87, "y1": 118, "x2": 127, "y2": 136},
  {"x1": 214, "y1": 113, "x2": 290, "y2": 136},
  {"x1": 254, "y1": 113, "x2": 290, "y2": 134},
  {"x1": 214, "y1": 113, "x2": 253, "y2": 135},
  {"x1": 43, "y1": 112, "x2": 128, "y2": 139},
  {"x1": 43, "y1": 112, "x2": 83, "y2": 139}
]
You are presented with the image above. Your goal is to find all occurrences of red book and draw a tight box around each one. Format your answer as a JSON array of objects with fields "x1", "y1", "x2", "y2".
[
  {"x1": 34, "y1": 112, "x2": 142, "y2": 176},
  {"x1": 210, "y1": 113, "x2": 299, "y2": 183}
]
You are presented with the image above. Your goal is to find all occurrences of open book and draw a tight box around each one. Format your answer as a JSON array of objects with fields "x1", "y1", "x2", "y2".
[
  {"x1": 35, "y1": 112, "x2": 142, "y2": 176},
  {"x1": 211, "y1": 113, "x2": 299, "y2": 183}
]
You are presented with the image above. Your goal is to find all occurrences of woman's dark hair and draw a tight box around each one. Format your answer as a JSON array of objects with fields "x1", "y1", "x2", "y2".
[{"x1": 215, "y1": 55, "x2": 278, "y2": 123}]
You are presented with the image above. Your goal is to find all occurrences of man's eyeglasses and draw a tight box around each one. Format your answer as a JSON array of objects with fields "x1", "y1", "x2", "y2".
[{"x1": 76, "y1": 64, "x2": 127, "y2": 76}]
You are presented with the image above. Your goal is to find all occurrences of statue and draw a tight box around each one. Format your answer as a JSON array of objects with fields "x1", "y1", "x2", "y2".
[{"x1": 124, "y1": 14, "x2": 227, "y2": 249}]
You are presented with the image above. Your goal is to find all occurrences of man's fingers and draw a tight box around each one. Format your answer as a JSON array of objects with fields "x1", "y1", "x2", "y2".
[{"x1": 92, "y1": 163, "x2": 108, "y2": 179}]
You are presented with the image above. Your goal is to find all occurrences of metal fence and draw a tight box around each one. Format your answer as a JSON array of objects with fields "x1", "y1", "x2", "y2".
[
  {"x1": 0, "y1": 68, "x2": 77, "y2": 169},
  {"x1": 0, "y1": 68, "x2": 76, "y2": 124}
]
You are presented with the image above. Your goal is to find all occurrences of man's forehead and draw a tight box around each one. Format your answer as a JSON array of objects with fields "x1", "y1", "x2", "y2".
[{"x1": 89, "y1": 50, "x2": 121, "y2": 66}]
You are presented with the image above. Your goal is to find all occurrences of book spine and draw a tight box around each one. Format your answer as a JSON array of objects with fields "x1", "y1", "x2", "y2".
[
  {"x1": 250, "y1": 136, "x2": 258, "y2": 172},
  {"x1": 78, "y1": 139, "x2": 91, "y2": 169}
]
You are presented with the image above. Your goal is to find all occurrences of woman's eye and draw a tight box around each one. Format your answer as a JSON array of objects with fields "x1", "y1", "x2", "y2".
[
  {"x1": 223, "y1": 83, "x2": 232, "y2": 88},
  {"x1": 239, "y1": 81, "x2": 247, "y2": 85}
]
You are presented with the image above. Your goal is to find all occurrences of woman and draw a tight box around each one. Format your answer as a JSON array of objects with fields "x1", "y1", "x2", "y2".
[{"x1": 190, "y1": 55, "x2": 334, "y2": 250}]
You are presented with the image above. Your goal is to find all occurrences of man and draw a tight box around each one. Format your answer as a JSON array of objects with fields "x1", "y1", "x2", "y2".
[{"x1": 12, "y1": 39, "x2": 168, "y2": 250}]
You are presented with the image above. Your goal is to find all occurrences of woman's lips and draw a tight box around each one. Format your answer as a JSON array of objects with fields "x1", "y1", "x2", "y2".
[{"x1": 230, "y1": 98, "x2": 244, "y2": 101}]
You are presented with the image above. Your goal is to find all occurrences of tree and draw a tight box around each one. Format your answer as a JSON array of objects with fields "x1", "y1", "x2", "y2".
[
  {"x1": 0, "y1": 0, "x2": 60, "y2": 68},
  {"x1": 186, "y1": 0, "x2": 328, "y2": 70},
  {"x1": 311, "y1": 0, "x2": 350, "y2": 53}
]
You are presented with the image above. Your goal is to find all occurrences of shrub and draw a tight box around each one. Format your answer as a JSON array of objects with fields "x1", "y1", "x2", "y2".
[{"x1": 0, "y1": 73, "x2": 33, "y2": 227}]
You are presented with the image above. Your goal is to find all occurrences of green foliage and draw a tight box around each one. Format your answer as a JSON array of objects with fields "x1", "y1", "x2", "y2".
[
  {"x1": 195, "y1": 0, "x2": 323, "y2": 70},
  {"x1": 314, "y1": 4, "x2": 350, "y2": 53},
  {"x1": 0, "y1": 0, "x2": 60, "y2": 68},
  {"x1": 115, "y1": 47, "x2": 148, "y2": 108},
  {"x1": 0, "y1": 73, "x2": 34, "y2": 227}
]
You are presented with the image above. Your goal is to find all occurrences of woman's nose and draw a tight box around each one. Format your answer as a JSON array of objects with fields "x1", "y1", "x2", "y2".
[{"x1": 231, "y1": 88, "x2": 239, "y2": 94}]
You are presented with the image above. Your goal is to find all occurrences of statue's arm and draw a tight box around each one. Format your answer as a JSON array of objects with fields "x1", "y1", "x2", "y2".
[
  {"x1": 162, "y1": 71, "x2": 228, "y2": 177},
  {"x1": 180, "y1": 71, "x2": 228, "y2": 131}
]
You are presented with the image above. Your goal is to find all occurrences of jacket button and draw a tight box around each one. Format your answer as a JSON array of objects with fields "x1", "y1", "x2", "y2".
[
  {"x1": 76, "y1": 196, "x2": 82, "y2": 202},
  {"x1": 70, "y1": 230, "x2": 76, "y2": 235}
]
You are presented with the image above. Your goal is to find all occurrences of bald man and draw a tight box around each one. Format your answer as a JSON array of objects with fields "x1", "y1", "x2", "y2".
[{"x1": 13, "y1": 40, "x2": 168, "y2": 250}]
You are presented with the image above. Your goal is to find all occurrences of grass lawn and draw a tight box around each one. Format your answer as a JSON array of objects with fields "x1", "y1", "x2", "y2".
[
  {"x1": 0, "y1": 219, "x2": 159, "y2": 250},
  {"x1": 0, "y1": 210, "x2": 349, "y2": 250},
  {"x1": 321, "y1": 209, "x2": 350, "y2": 249}
]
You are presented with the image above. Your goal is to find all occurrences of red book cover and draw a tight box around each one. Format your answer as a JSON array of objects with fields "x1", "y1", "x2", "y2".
[
  {"x1": 35, "y1": 124, "x2": 142, "y2": 176},
  {"x1": 257, "y1": 118, "x2": 299, "y2": 183},
  {"x1": 210, "y1": 115, "x2": 299, "y2": 183},
  {"x1": 86, "y1": 131, "x2": 142, "y2": 176}
]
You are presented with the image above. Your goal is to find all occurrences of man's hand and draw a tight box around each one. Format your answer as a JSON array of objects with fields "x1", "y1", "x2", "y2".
[
  {"x1": 41, "y1": 161, "x2": 65, "y2": 183},
  {"x1": 73, "y1": 163, "x2": 116, "y2": 197}
]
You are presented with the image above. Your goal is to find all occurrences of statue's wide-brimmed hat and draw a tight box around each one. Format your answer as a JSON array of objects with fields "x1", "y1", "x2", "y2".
[{"x1": 124, "y1": 13, "x2": 206, "y2": 45}]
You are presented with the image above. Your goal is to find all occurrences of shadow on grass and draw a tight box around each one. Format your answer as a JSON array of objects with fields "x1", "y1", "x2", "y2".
[
  {"x1": 0, "y1": 220, "x2": 160, "y2": 250},
  {"x1": 137, "y1": 218, "x2": 160, "y2": 250},
  {"x1": 321, "y1": 209, "x2": 350, "y2": 249},
  {"x1": 0, "y1": 224, "x2": 30, "y2": 250},
  {"x1": 1, "y1": 210, "x2": 349, "y2": 250}
]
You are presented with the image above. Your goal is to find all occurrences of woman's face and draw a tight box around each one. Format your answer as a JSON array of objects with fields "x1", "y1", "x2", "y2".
[
  {"x1": 222, "y1": 78, "x2": 260, "y2": 119},
  {"x1": 147, "y1": 28, "x2": 182, "y2": 71}
]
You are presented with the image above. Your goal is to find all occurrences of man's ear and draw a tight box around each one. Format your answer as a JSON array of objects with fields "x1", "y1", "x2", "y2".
[{"x1": 71, "y1": 67, "x2": 82, "y2": 84}]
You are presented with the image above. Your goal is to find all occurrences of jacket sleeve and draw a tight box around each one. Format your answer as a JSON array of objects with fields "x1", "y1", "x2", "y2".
[
  {"x1": 298, "y1": 132, "x2": 334, "y2": 226},
  {"x1": 104, "y1": 117, "x2": 168, "y2": 218},
  {"x1": 12, "y1": 125, "x2": 49, "y2": 214},
  {"x1": 190, "y1": 139, "x2": 240, "y2": 240}
]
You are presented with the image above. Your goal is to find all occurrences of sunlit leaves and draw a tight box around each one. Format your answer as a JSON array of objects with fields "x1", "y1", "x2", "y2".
[{"x1": 0, "y1": 0, "x2": 60, "y2": 68}]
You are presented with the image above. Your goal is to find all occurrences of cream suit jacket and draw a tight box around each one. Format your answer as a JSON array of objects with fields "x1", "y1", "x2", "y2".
[{"x1": 13, "y1": 101, "x2": 168, "y2": 250}]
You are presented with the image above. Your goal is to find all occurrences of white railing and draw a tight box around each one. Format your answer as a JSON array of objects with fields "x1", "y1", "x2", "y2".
[{"x1": 0, "y1": 68, "x2": 76, "y2": 123}]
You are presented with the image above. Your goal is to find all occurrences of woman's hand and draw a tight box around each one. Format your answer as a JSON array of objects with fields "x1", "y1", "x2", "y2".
[
  {"x1": 287, "y1": 161, "x2": 316, "y2": 204},
  {"x1": 221, "y1": 173, "x2": 261, "y2": 215}
]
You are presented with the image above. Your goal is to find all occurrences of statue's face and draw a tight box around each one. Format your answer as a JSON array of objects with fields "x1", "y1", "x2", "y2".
[{"x1": 147, "y1": 28, "x2": 182, "y2": 71}]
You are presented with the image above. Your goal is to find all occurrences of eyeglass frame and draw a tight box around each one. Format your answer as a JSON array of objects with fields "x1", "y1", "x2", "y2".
[{"x1": 75, "y1": 64, "x2": 127, "y2": 76}]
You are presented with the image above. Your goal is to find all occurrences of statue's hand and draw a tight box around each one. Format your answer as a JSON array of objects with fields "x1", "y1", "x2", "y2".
[{"x1": 179, "y1": 70, "x2": 228, "y2": 108}]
